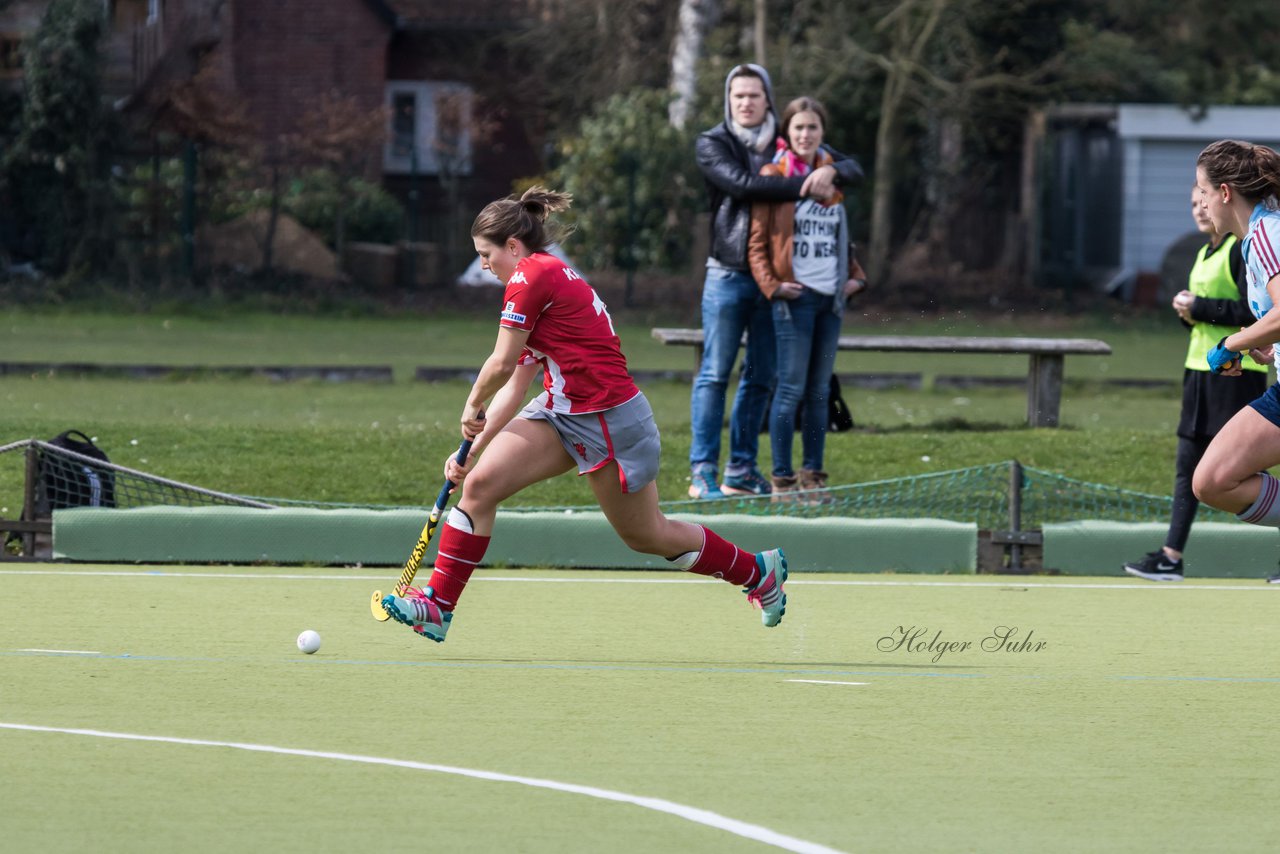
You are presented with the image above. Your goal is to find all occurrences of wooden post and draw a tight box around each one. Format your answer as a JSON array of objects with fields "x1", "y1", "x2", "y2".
[
  {"x1": 987, "y1": 460, "x2": 1042, "y2": 574},
  {"x1": 22, "y1": 444, "x2": 38, "y2": 557},
  {"x1": 1008, "y1": 460, "x2": 1024, "y2": 571},
  {"x1": 1027, "y1": 353, "x2": 1063, "y2": 427},
  {"x1": 2, "y1": 444, "x2": 51, "y2": 561}
]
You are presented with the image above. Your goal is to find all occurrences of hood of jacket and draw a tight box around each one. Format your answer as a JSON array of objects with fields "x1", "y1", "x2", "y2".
[{"x1": 722, "y1": 63, "x2": 779, "y2": 129}]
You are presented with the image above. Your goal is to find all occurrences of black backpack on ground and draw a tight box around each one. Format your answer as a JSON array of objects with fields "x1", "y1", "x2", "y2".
[
  {"x1": 41, "y1": 430, "x2": 117, "y2": 510},
  {"x1": 760, "y1": 374, "x2": 856, "y2": 434},
  {"x1": 826, "y1": 374, "x2": 855, "y2": 432}
]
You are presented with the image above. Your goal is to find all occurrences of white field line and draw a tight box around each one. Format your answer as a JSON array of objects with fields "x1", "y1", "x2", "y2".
[
  {"x1": 787, "y1": 680, "x2": 868, "y2": 686},
  {"x1": 0, "y1": 568, "x2": 1274, "y2": 592},
  {"x1": 17, "y1": 649, "x2": 100, "y2": 655},
  {"x1": 0, "y1": 722, "x2": 846, "y2": 854}
]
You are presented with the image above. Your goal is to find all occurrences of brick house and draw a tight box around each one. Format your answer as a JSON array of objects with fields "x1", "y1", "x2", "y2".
[
  {"x1": 123, "y1": 0, "x2": 543, "y2": 222},
  {"x1": 2, "y1": 0, "x2": 544, "y2": 257}
]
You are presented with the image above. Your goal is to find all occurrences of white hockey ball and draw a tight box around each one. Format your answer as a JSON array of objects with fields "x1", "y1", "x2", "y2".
[{"x1": 296, "y1": 630, "x2": 321, "y2": 654}]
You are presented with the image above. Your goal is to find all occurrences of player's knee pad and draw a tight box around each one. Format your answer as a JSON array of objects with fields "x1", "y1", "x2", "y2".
[
  {"x1": 666, "y1": 550, "x2": 699, "y2": 570},
  {"x1": 446, "y1": 506, "x2": 474, "y2": 534}
]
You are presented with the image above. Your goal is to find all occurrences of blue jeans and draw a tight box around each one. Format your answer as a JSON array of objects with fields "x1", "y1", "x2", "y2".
[
  {"x1": 769, "y1": 288, "x2": 840, "y2": 477},
  {"x1": 689, "y1": 266, "x2": 776, "y2": 474}
]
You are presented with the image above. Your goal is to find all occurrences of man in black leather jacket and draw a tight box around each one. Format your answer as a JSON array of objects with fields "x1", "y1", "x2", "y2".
[{"x1": 688, "y1": 63, "x2": 864, "y2": 499}]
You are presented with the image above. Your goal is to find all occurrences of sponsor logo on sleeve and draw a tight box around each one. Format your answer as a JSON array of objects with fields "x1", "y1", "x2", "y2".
[{"x1": 501, "y1": 301, "x2": 527, "y2": 324}]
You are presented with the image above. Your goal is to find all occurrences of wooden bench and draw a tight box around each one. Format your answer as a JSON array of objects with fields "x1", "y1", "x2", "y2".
[{"x1": 651, "y1": 328, "x2": 1112, "y2": 428}]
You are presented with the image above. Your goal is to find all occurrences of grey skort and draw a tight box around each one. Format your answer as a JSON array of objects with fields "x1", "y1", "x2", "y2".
[{"x1": 520, "y1": 391, "x2": 661, "y2": 493}]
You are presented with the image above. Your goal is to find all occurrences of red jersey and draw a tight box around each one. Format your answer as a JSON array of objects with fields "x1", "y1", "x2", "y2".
[{"x1": 498, "y1": 252, "x2": 638, "y2": 413}]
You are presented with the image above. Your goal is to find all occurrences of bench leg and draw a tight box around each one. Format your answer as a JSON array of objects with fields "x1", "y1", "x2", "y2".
[
  {"x1": 693, "y1": 343, "x2": 704, "y2": 375},
  {"x1": 1027, "y1": 354, "x2": 1063, "y2": 427}
]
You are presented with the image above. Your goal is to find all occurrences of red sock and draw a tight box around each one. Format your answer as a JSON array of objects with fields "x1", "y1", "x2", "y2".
[
  {"x1": 424, "y1": 523, "x2": 490, "y2": 611},
  {"x1": 687, "y1": 526, "x2": 760, "y2": 587}
]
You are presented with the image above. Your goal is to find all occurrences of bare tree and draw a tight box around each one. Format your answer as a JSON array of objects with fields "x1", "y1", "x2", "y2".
[
  {"x1": 753, "y1": 0, "x2": 766, "y2": 67},
  {"x1": 845, "y1": 0, "x2": 1065, "y2": 279},
  {"x1": 669, "y1": 0, "x2": 720, "y2": 129},
  {"x1": 290, "y1": 91, "x2": 388, "y2": 261},
  {"x1": 505, "y1": 0, "x2": 677, "y2": 143},
  {"x1": 855, "y1": 0, "x2": 951, "y2": 279},
  {"x1": 148, "y1": 62, "x2": 258, "y2": 280},
  {"x1": 701, "y1": 0, "x2": 1278, "y2": 288}
]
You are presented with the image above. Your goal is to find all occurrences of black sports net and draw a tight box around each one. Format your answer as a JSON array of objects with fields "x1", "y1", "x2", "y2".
[
  {"x1": 262, "y1": 462, "x2": 1234, "y2": 530},
  {"x1": 0, "y1": 439, "x2": 275, "y2": 515}
]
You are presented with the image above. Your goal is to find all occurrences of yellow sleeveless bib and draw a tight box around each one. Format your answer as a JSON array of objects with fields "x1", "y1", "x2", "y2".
[{"x1": 1185, "y1": 235, "x2": 1266, "y2": 372}]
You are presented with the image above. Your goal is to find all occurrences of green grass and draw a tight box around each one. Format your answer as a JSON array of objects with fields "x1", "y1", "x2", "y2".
[
  {"x1": 3, "y1": 308, "x2": 687, "y2": 380},
  {"x1": 3, "y1": 565, "x2": 1278, "y2": 852},
  {"x1": 0, "y1": 375, "x2": 1183, "y2": 508},
  {"x1": 0, "y1": 305, "x2": 1206, "y2": 508},
  {"x1": 0, "y1": 305, "x2": 1193, "y2": 381}
]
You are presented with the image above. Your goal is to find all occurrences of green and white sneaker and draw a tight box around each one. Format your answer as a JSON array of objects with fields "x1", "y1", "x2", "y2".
[
  {"x1": 722, "y1": 467, "x2": 772, "y2": 496},
  {"x1": 745, "y1": 548, "x2": 788, "y2": 627},
  {"x1": 382, "y1": 587, "x2": 453, "y2": 643}
]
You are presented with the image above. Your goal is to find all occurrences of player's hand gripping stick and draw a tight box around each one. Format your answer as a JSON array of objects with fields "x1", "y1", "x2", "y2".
[
  {"x1": 1207, "y1": 336, "x2": 1242, "y2": 374},
  {"x1": 370, "y1": 437, "x2": 475, "y2": 621}
]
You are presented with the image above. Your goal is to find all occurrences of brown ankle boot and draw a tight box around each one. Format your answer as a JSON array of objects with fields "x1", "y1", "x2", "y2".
[
  {"x1": 798, "y1": 468, "x2": 834, "y2": 504},
  {"x1": 770, "y1": 474, "x2": 801, "y2": 504}
]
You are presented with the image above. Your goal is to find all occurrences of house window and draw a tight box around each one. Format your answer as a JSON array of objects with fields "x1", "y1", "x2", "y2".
[
  {"x1": 0, "y1": 35, "x2": 22, "y2": 80},
  {"x1": 147, "y1": 0, "x2": 160, "y2": 25},
  {"x1": 391, "y1": 93, "x2": 416, "y2": 160},
  {"x1": 383, "y1": 81, "x2": 474, "y2": 177}
]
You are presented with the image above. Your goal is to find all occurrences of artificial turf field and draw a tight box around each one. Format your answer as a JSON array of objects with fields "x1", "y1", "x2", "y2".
[{"x1": 2, "y1": 565, "x2": 1278, "y2": 853}]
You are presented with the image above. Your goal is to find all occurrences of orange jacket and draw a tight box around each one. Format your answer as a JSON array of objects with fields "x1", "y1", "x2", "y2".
[
  {"x1": 747, "y1": 163, "x2": 854, "y2": 306},
  {"x1": 746, "y1": 163, "x2": 797, "y2": 300}
]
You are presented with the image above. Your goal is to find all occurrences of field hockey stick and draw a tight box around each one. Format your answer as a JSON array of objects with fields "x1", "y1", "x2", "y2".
[{"x1": 370, "y1": 437, "x2": 475, "y2": 621}]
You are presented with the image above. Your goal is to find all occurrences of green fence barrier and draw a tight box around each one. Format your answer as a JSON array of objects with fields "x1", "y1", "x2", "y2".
[{"x1": 53, "y1": 507, "x2": 977, "y2": 573}]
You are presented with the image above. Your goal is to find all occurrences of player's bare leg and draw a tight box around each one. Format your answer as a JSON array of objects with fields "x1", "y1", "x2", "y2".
[
  {"x1": 457, "y1": 418, "x2": 576, "y2": 535},
  {"x1": 1194, "y1": 407, "x2": 1280, "y2": 523},
  {"x1": 589, "y1": 467, "x2": 788, "y2": 627},
  {"x1": 587, "y1": 475, "x2": 701, "y2": 555}
]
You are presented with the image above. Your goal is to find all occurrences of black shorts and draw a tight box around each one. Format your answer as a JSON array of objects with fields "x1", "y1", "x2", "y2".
[{"x1": 1248, "y1": 382, "x2": 1280, "y2": 429}]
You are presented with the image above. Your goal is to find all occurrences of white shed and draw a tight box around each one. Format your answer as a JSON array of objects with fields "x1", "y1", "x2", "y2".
[
  {"x1": 1117, "y1": 104, "x2": 1280, "y2": 277},
  {"x1": 1038, "y1": 103, "x2": 1280, "y2": 299}
]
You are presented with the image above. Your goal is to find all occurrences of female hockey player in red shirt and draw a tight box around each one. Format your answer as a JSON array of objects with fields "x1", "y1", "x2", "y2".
[{"x1": 381, "y1": 187, "x2": 788, "y2": 641}]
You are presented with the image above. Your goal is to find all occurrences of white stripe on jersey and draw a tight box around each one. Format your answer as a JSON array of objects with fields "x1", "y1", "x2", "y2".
[
  {"x1": 1244, "y1": 203, "x2": 1280, "y2": 319},
  {"x1": 1254, "y1": 222, "x2": 1280, "y2": 275},
  {"x1": 544, "y1": 358, "x2": 568, "y2": 411},
  {"x1": 528, "y1": 345, "x2": 570, "y2": 412}
]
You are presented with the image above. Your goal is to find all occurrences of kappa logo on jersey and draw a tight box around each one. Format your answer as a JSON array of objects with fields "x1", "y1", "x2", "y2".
[
  {"x1": 509, "y1": 271, "x2": 528, "y2": 285},
  {"x1": 572, "y1": 441, "x2": 588, "y2": 460},
  {"x1": 501, "y1": 300, "x2": 527, "y2": 324},
  {"x1": 563, "y1": 268, "x2": 581, "y2": 281}
]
